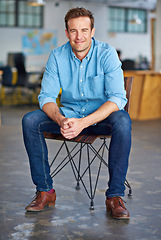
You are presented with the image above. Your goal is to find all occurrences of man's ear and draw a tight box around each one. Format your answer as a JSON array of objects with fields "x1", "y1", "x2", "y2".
[
  {"x1": 65, "y1": 29, "x2": 69, "y2": 39},
  {"x1": 91, "y1": 28, "x2": 95, "y2": 38}
]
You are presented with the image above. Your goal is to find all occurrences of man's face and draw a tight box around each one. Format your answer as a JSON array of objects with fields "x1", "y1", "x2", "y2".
[{"x1": 65, "y1": 16, "x2": 95, "y2": 60}]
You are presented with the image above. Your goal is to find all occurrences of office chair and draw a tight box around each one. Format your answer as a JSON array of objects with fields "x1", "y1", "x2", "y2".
[
  {"x1": 13, "y1": 53, "x2": 42, "y2": 103},
  {"x1": 13, "y1": 53, "x2": 41, "y2": 87},
  {"x1": 43, "y1": 76, "x2": 133, "y2": 210},
  {"x1": 122, "y1": 59, "x2": 135, "y2": 71},
  {"x1": 0, "y1": 66, "x2": 17, "y2": 105},
  {"x1": 0, "y1": 66, "x2": 13, "y2": 87}
]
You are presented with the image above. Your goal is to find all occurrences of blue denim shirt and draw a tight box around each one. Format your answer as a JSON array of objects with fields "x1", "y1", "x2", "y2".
[{"x1": 38, "y1": 38, "x2": 127, "y2": 118}]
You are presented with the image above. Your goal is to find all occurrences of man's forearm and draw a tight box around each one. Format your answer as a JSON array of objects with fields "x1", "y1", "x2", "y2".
[
  {"x1": 42, "y1": 101, "x2": 119, "y2": 139},
  {"x1": 42, "y1": 102, "x2": 65, "y2": 126},
  {"x1": 81, "y1": 101, "x2": 119, "y2": 128}
]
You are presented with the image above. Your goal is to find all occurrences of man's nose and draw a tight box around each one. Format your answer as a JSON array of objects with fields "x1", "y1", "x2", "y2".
[{"x1": 76, "y1": 31, "x2": 82, "y2": 38}]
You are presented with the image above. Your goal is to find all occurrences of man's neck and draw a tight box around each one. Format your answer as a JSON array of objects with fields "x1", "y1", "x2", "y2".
[{"x1": 72, "y1": 40, "x2": 92, "y2": 61}]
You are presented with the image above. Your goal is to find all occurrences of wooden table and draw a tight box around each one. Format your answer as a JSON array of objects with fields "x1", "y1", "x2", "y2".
[
  {"x1": 124, "y1": 71, "x2": 161, "y2": 120},
  {"x1": 0, "y1": 70, "x2": 3, "y2": 126}
]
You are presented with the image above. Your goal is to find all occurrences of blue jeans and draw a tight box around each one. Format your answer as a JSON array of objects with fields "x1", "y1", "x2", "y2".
[{"x1": 22, "y1": 109, "x2": 132, "y2": 198}]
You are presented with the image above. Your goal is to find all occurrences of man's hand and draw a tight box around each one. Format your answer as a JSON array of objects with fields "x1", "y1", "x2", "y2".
[
  {"x1": 60, "y1": 118, "x2": 85, "y2": 139},
  {"x1": 42, "y1": 103, "x2": 85, "y2": 139}
]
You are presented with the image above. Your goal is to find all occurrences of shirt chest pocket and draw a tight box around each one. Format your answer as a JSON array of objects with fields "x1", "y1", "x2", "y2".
[{"x1": 85, "y1": 74, "x2": 105, "y2": 99}]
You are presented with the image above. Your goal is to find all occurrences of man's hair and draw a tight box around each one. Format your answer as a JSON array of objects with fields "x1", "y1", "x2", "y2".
[{"x1": 65, "y1": 7, "x2": 94, "y2": 31}]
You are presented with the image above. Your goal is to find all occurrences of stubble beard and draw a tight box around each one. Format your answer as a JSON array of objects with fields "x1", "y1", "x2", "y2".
[{"x1": 73, "y1": 45, "x2": 90, "y2": 53}]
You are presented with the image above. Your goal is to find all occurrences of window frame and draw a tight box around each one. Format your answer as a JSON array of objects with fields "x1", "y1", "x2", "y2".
[
  {"x1": 108, "y1": 6, "x2": 147, "y2": 34},
  {"x1": 0, "y1": 0, "x2": 43, "y2": 28}
]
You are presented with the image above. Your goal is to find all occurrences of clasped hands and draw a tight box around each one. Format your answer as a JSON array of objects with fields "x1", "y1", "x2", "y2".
[{"x1": 60, "y1": 117, "x2": 85, "y2": 139}]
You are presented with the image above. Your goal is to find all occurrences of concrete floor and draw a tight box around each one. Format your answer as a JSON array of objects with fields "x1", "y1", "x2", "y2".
[{"x1": 0, "y1": 105, "x2": 161, "y2": 240}]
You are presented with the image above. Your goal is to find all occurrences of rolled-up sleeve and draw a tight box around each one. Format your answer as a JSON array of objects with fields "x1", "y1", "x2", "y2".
[
  {"x1": 38, "y1": 51, "x2": 61, "y2": 109},
  {"x1": 104, "y1": 47, "x2": 127, "y2": 110}
]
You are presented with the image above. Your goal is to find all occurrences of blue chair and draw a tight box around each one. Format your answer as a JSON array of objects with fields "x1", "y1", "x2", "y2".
[
  {"x1": 0, "y1": 66, "x2": 13, "y2": 87},
  {"x1": 0, "y1": 66, "x2": 17, "y2": 105}
]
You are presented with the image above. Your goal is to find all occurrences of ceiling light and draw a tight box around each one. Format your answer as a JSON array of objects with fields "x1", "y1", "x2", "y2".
[
  {"x1": 27, "y1": 0, "x2": 46, "y2": 6},
  {"x1": 129, "y1": 15, "x2": 142, "y2": 24}
]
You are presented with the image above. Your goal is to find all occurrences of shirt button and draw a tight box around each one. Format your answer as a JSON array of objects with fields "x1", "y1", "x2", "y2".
[
  {"x1": 83, "y1": 109, "x2": 85, "y2": 112},
  {"x1": 80, "y1": 65, "x2": 83, "y2": 68},
  {"x1": 80, "y1": 79, "x2": 83, "y2": 82},
  {"x1": 86, "y1": 100, "x2": 88, "y2": 102},
  {"x1": 81, "y1": 93, "x2": 84, "y2": 96}
]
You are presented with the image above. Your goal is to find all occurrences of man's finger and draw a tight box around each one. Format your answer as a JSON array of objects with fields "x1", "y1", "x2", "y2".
[{"x1": 68, "y1": 121, "x2": 73, "y2": 128}]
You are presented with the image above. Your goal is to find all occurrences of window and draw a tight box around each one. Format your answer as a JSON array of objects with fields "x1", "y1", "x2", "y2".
[
  {"x1": 0, "y1": 0, "x2": 15, "y2": 26},
  {"x1": 108, "y1": 7, "x2": 147, "y2": 33},
  {"x1": 0, "y1": 0, "x2": 43, "y2": 28},
  {"x1": 18, "y1": 1, "x2": 43, "y2": 27}
]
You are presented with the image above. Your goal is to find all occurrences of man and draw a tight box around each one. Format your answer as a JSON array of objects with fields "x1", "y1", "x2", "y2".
[{"x1": 22, "y1": 7, "x2": 131, "y2": 220}]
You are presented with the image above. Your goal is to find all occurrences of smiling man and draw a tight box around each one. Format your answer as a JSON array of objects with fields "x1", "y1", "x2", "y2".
[
  {"x1": 65, "y1": 16, "x2": 95, "y2": 60},
  {"x1": 22, "y1": 7, "x2": 132, "y2": 220}
]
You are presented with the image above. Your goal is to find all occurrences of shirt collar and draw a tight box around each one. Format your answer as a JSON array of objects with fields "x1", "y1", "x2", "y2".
[{"x1": 86, "y1": 37, "x2": 94, "y2": 61}]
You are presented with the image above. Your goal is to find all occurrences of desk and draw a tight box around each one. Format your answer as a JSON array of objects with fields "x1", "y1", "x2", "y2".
[{"x1": 124, "y1": 71, "x2": 161, "y2": 120}]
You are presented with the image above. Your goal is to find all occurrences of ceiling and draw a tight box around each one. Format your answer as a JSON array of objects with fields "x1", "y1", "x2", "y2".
[{"x1": 58, "y1": 0, "x2": 157, "y2": 10}]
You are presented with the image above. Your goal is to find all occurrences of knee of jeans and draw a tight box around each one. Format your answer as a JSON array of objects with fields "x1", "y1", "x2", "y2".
[
  {"x1": 22, "y1": 112, "x2": 36, "y2": 130},
  {"x1": 114, "y1": 111, "x2": 132, "y2": 133}
]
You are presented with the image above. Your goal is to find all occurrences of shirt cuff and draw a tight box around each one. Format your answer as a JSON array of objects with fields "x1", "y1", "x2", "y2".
[
  {"x1": 39, "y1": 97, "x2": 56, "y2": 109},
  {"x1": 108, "y1": 96, "x2": 127, "y2": 110}
]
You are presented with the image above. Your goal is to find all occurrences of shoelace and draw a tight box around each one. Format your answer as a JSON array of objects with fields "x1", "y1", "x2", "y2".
[
  {"x1": 114, "y1": 196, "x2": 126, "y2": 209},
  {"x1": 31, "y1": 191, "x2": 41, "y2": 202}
]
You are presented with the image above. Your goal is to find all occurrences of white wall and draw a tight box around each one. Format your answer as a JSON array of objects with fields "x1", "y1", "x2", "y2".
[
  {"x1": 0, "y1": 0, "x2": 152, "y2": 70},
  {"x1": 44, "y1": 1, "x2": 108, "y2": 46},
  {"x1": 107, "y1": 30, "x2": 151, "y2": 61}
]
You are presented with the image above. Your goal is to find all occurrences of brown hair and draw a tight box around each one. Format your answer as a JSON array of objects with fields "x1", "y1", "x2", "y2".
[{"x1": 65, "y1": 7, "x2": 94, "y2": 31}]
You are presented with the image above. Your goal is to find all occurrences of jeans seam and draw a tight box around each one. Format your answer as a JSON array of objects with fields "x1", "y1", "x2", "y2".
[{"x1": 38, "y1": 120, "x2": 52, "y2": 190}]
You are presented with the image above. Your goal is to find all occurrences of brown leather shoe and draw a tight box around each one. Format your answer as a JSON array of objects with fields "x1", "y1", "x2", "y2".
[
  {"x1": 106, "y1": 196, "x2": 129, "y2": 220},
  {"x1": 25, "y1": 190, "x2": 56, "y2": 212}
]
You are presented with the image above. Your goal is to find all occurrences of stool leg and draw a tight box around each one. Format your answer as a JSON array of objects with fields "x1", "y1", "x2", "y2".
[
  {"x1": 128, "y1": 189, "x2": 132, "y2": 197},
  {"x1": 75, "y1": 182, "x2": 80, "y2": 190},
  {"x1": 75, "y1": 143, "x2": 83, "y2": 190},
  {"x1": 124, "y1": 179, "x2": 132, "y2": 197},
  {"x1": 86, "y1": 144, "x2": 95, "y2": 210},
  {"x1": 89, "y1": 200, "x2": 94, "y2": 210}
]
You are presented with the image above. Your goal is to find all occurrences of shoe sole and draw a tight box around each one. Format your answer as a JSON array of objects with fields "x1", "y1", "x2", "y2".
[
  {"x1": 25, "y1": 200, "x2": 56, "y2": 212},
  {"x1": 112, "y1": 215, "x2": 130, "y2": 220},
  {"x1": 106, "y1": 206, "x2": 129, "y2": 220}
]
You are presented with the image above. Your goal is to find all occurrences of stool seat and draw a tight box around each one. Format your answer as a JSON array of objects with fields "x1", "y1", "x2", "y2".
[{"x1": 44, "y1": 132, "x2": 110, "y2": 144}]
